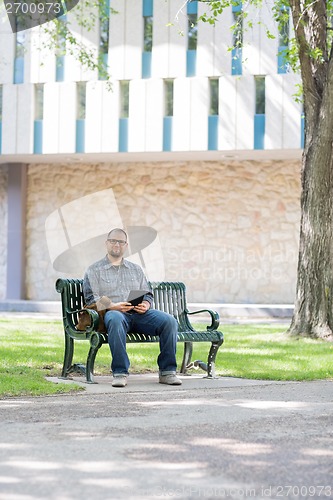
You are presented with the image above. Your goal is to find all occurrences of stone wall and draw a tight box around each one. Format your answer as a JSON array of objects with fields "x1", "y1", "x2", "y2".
[
  {"x1": 0, "y1": 165, "x2": 8, "y2": 300},
  {"x1": 25, "y1": 160, "x2": 301, "y2": 303}
]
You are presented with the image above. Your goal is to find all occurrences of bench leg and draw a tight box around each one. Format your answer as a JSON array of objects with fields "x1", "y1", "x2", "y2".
[
  {"x1": 60, "y1": 333, "x2": 74, "y2": 378},
  {"x1": 180, "y1": 341, "x2": 193, "y2": 374},
  {"x1": 206, "y1": 340, "x2": 224, "y2": 378},
  {"x1": 86, "y1": 332, "x2": 104, "y2": 384}
]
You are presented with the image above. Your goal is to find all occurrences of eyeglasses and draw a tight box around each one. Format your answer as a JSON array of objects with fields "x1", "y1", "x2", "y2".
[{"x1": 107, "y1": 239, "x2": 127, "y2": 246}]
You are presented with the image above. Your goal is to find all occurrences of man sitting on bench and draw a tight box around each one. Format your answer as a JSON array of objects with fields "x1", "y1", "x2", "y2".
[{"x1": 82, "y1": 227, "x2": 182, "y2": 388}]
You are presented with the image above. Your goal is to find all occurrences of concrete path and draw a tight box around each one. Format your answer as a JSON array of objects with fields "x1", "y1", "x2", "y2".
[{"x1": 0, "y1": 374, "x2": 332, "y2": 500}]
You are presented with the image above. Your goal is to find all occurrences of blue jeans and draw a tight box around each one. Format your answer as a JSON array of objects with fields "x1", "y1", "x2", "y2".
[{"x1": 104, "y1": 309, "x2": 178, "y2": 376}]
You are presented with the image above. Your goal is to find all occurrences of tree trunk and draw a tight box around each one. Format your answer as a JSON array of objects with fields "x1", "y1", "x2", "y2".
[{"x1": 288, "y1": 105, "x2": 333, "y2": 341}]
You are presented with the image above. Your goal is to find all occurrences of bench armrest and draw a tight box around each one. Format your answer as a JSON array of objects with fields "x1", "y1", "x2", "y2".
[
  {"x1": 65, "y1": 307, "x2": 100, "y2": 333},
  {"x1": 185, "y1": 308, "x2": 220, "y2": 330}
]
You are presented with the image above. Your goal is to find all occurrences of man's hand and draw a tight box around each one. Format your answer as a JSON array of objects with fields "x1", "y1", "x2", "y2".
[
  {"x1": 133, "y1": 300, "x2": 150, "y2": 314},
  {"x1": 109, "y1": 302, "x2": 134, "y2": 313}
]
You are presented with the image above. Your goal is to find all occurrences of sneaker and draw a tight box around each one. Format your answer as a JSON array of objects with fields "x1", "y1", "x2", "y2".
[
  {"x1": 112, "y1": 375, "x2": 128, "y2": 388},
  {"x1": 159, "y1": 373, "x2": 182, "y2": 386}
]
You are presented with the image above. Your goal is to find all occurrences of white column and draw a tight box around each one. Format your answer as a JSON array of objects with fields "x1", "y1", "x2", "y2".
[
  {"x1": 219, "y1": 76, "x2": 237, "y2": 150},
  {"x1": 214, "y1": 9, "x2": 233, "y2": 76},
  {"x1": 28, "y1": 27, "x2": 56, "y2": 83},
  {"x1": 265, "y1": 75, "x2": 283, "y2": 149},
  {"x1": 128, "y1": 79, "x2": 145, "y2": 152},
  {"x1": 196, "y1": 2, "x2": 214, "y2": 77},
  {"x1": 190, "y1": 77, "x2": 209, "y2": 150},
  {"x1": 259, "y1": 3, "x2": 279, "y2": 75},
  {"x1": 145, "y1": 79, "x2": 164, "y2": 151},
  {"x1": 242, "y1": 4, "x2": 261, "y2": 75},
  {"x1": 43, "y1": 82, "x2": 60, "y2": 153},
  {"x1": 168, "y1": 0, "x2": 187, "y2": 78},
  {"x1": 101, "y1": 81, "x2": 119, "y2": 152},
  {"x1": 282, "y1": 73, "x2": 302, "y2": 148},
  {"x1": 2, "y1": 84, "x2": 18, "y2": 154},
  {"x1": 172, "y1": 77, "x2": 191, "y2": 151},
  {"x1": 58, "y1": 82, "x2": 76, "y2": 152},
  {"x1": 236, "y1": 76, "x2": 255, "y2": 149},
  {"x1": 1, "y1": 84, "x2": 33, "y2": 154},
  {"x1": 0, "y1": 28, "x2": 15, "y2": 84},
  {"x1": 85, "y1": 81, "x2": 120, "y2": 153},
  {"x1": 43, "y1": 82, "x2": 76, "y2": 153},
  {"x1": 85, "y1": 81, "x2": 103, "y2": 152},
  {"x1": 124, "y1": 0, "x2": 142, "y2": 79},
  {"x1": 109, "y1": 0, "x2": 125, "y2": 79},
  {"x1": 17, "y1": 84, "x2": 34, "y2": 153},
  {"x1": 65, "y1": 7, "x2": 99, "y2": 82},
  {"x1": 151, "y1": 0, "x2": 169, "y2": 78}
]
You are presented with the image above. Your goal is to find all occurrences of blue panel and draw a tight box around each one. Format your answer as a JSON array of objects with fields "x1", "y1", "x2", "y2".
[
  {"x1": 231, "y1": 48, "x2": 242, "y2": 75},
  {"x1": 186, "y1": 50, "x2": 196, "y2": 77},
  {"x1": 278, "y1": 45, "x2": 288, "y2": 74},
  {"x1": 232, "y1": 1, "x2": 242, "y2": 12},
  {"x1": 143, "y1": 0, "x2": 153, "y2": 16},
  {"x1": 187, "y1": 0, "x2": 197, "y2": 14},
  {"x1": 301, "y1": 113, "x2": 305, "y2": 148},
  {"x1": 14, "y1": 57, "x2": 24, "y2": 84},
  {"x1": 254, "y1": 114, "x2": 265, "y2": 150},
  {"x1": 119, "y1": 118, "x2": 128, "y2": 152},
  {"x1": 0, "y1": 121, "x2": 2, "y2": 154},
  {"x1": 163, "y1": 116, "x2": 172, "y2": 151},
  {"x1": 76, "y1": 119, "x2": 85, "y2": 153},
  {"x1": 142, "y1": 51, "x2": 151, "y2": 79},
  {"x1": 56, "y1": 56, "x2": 65, "y2": 82},
  {"x1": 208, "y1": 115, "x2": 218, "y2": 151},
  {"x1": 33, "y1": 120, "x2": 43, "y2": 154}
]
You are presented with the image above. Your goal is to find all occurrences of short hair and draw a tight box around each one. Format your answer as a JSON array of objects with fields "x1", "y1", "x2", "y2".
[{"x1": 107, "y1": 228, "x2": 127, "y2": 241}]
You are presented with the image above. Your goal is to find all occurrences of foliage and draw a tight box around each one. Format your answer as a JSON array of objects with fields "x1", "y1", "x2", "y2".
[{"x1": 38, "y1": 0, "x2": 116, "y2": 84}]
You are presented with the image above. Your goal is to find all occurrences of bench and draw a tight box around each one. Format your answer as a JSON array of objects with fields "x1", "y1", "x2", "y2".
[{"x1": 55, "y1": 278, "x2": 224, "y2": 384}]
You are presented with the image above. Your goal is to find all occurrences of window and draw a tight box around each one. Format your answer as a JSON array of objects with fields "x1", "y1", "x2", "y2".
[
  {"x1": 15, "y1": 31, "x2": 25, "y2": 58},
  {"x1": 56, "y1": 19, "x2": 66, "y2": 58},
  {"x1": 231, "y1": 2, "x2": 243, "y2": 75},
  {"x1": 142, "y1": 0, "x2": 153, "y2": 78},
  {"x1": 188, "y1": 14, "x2": 198, "y2": 50},
  {"x1": 232, "y1": 9, "x2": 243, "y2": 49},
  {"x1": 120, "y1": 81, "x2": 129, "y2": 118},
  {"x1": 164, "y1": 80, "x2": 174, "y2": 117},
  {"x1": 209, "y1": 79, "x2": 219, "y2": 116},
  {"x1": 99, "y1": 2, "x2": 109, "y2": 55},
  {"x1": 144, "y1": 16, "x2": 153, "y2": 52},
  {"x1": 255, "y1": 76, "x2": 265, "y2": 114},
  {"x1": 98, "y1": 0, "x2": 110, "y2": 79},
  {"x1": 77, "y1": 82, "x2": 87, "y2": 120},
  {"x1": 34, "y1": 84, "x2": 44, "y2": 120},
  {"x1": 14, "y1": 31, "x2": 25, "y2": 83},
  {"x1": 278, "y1": 6, "x2": 289, "y2": 47},
  {"x1": 0, "y1": 85, "x2": 3, "y2": 121},
  {"x1": 254, "y1": 76, "x2": 265, "y2": 149}
]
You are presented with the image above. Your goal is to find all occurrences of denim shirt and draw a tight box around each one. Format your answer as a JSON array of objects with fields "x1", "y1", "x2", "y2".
[{"x1": 83, "y1": 255, "x2": 153, "y2": 306}]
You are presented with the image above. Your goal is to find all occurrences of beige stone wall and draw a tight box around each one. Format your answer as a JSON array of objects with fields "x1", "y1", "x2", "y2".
[
  {"x1": 25, "y1": 160, "x2": 301, "y2": 303},
  {"x1": 0, "y1": 165, "x2": 8, "y2": 300}
]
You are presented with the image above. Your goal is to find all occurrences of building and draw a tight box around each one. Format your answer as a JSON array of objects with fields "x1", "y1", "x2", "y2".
[{"x1": 0, "y1": 0, "x2": 302, "y2": 310}]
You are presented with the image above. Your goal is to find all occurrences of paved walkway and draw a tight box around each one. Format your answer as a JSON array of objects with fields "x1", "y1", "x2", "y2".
[{"x1": 0, "y1": 374, "x2": 332, "y2": 500}]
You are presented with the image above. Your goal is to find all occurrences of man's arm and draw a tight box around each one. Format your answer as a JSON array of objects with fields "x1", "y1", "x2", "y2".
[{"x1": 82, "y1": 268, "x2": 101, "y2": 305}]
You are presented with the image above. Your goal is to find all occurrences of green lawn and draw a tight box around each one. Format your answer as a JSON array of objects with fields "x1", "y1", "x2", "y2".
[{"x1": 0, "y1": 317, "x2": 332, "y2": 398}]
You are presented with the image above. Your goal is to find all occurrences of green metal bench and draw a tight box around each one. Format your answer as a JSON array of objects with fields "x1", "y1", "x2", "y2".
[{"x1": 55, "y1": 278, "x2": 224, "y2": 383}]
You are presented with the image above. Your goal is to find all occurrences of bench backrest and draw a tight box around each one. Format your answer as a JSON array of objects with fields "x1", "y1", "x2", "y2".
[{"x1": 56, "y1": 279, "x2": 191, "y2": 331}]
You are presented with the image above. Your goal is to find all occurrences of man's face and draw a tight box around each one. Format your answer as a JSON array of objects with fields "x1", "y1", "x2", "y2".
[{"x1": 106, "y1": 231, "x2": 128, "y2": 259}]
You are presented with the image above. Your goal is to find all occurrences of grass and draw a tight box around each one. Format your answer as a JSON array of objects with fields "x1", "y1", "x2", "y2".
[{"x1": 0, "y1": 318, "x2": 332, "y2": 398}]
